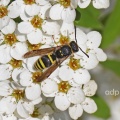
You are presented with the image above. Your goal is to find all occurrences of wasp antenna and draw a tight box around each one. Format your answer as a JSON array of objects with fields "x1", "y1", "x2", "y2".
[
  {"x1": 74, "y1": 26, "x2": 77, "y2": 43},
  {"x1": 79, "y1": 47, "x2": 89, "y2": 58}
]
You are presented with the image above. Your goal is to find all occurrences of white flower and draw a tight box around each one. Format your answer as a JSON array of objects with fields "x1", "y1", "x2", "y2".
[
  {"x1": 49, "y1": 0, "x2": 77, "y2": 23},
  {"x1": 58, "y1": 57, "x2": 91, "y2": 85},
  {"x1": 9, "y1": 0, "x2": 40, "y2": 20},
  {"x1": 86, "y1": 31, "x2": 107, "y2": 61},
  {"x1": 19, "y1": 96, "x2": 54, "y2": 120},
  {"x1": 0, "y1": 80, "x2": 40, "y2": 118},
  {"x1": 68, "y1": 80, "x2": 97, "y2": 119},
  {"x1": 18, "y1": 16, "x2": 60, "y2": 44},
  {"x1": 41, "y1": 78, "x2": 97, "y2": 119},
  {"x1": 41, "y1": 78, "x2": 85, "y2": 111},
  {"x1": 12, "y1": 68, "x2": 42, "y2": 103},
  {"x1": 75, "y1": 28, "x2": 107, "y2": 70},
  {"x1": 68, "y1": 97, "x2": 97, "y2": 119},
  {"x1": 78, "y1": 0, "x2": 110, "y2": 9}
]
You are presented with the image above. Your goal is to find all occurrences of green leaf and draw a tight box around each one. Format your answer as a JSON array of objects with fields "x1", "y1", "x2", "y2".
[
  {"x1": 92, "y1": 95, "x2": 111, "y2": 119},
  {"x1": 101, "y1": 59, "x2": 120, "y2": 77},
  {"x1": 75, "y1": 5, "x2": 103, "y2": 30},
  {"x1": 101, "y1": 0, "x2": 120, "y2": 48}
]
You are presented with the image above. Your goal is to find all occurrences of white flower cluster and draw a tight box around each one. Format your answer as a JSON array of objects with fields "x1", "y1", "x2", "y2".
[{"x1": 0, "y1": 0, "x2": 109, "y2": 120}]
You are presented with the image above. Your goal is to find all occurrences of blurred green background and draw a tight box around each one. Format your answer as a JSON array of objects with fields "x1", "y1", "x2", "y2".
[{"x1": 75, "y1": 0, "x2": 120, "y2": 120}]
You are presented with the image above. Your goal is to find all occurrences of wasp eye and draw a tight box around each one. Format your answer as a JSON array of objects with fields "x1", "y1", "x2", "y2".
[{"x1": 70, "y1": 41, "x2": 79, "y2": 52}]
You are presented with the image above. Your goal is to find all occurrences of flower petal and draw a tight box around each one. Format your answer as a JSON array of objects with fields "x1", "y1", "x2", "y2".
[
  {"x1": 0, "y1": 16, "x2": 10, "y2": 30},
  {"x1": 94, "y1": 48, "x2": 107, "y2": 61},
  {"x1": 41, "y1": 34, "x2": 53, "y2": 45},
  {"x1": 78, "y1": 0, "x2": 91, "y2": 8},
  {"x1": 17, "y1": 100, "x2": 34, "y2": 118},
  {"x1": 76, "y1": 28, "x2": 87, "y2": 45},
  {"x1": 68, "y1": 79, "x2": 81, "y2": 87},
  {"x1": 55, "y1": 92, "x2": 70, "y2": 111},
  {"x1": 60, "y1": 22, "x2": 74, "y2": 36},
  {"x1": 93, "y1": 0, "x2": 110, "y2": 9},
  {"x1": 0, "y1": 44, "x2": 12, "y2": 64},
  {"x1": 0, "y1": 0, "x2": 10, "y2": 6},
  {"x1": 82, "y1": 97, "x2": 97, "y2": 113},
  {"x1": 41, "y1": 78, "x2": 58, "y2": 95},
  {"x1": 1, "y1": 19, "x2": 16, "y2": 34},
  {"x1": 39, "y1": 3, "x2": 51, "y2": 19},
  {"x1": 69, "y1": 104, "x2": 83, "y2": 119},
  {"x1": 32, "y1": 97, "x2": 42, "y2": 105},
  {"x1": 0, "y1": 32, "x2": 4, "y2": 44},
  {"x1": 73, "y1": 69, "x2": 91, "y2": 84},
  {"x1": 18, "y1": 22, "x2": 34, "y2": 34},
  {"x1": 20, "y1": 70, "x2": 32, "y2": 87},
  {"x1": 86, "y1": 31, "x2": 102, "y2": 49},
  {"x1": 67, "y1": 87, "x2": 85, "y2": 104},
  {"x1": 8, "y1": 1, "x2": 22, "y2": 18},
  {"x1": 27, "y1": 29, "x2": 42, "y2": 44},
  {"x1": 0, "y1": 64, "x2": 13, "y2": 81},
  {"x1": 42, "y1": 20, "x2": 60, "y2": 35},
  {"x1": 0, "y1": 96, "x2": 16, "y2": 114},
  {"x1": 59, "y1": 66, "x2": 74, "y2": 81},
  {"x1": 83, "y1": 80, "x2": 97, "y2": 96},
  {"x1": 50, "y1": 4, "x2": 63, "y2": 20},
  {"x1": 2, "y1": 114, "x2": 17, "y2": 120},
  {"x1": 16, "y1": 29, "x2": 27, "y2": 42},
  {"x1": 81, "y1": 53, "x2": 99, "y2": 70},
  {"x1": 10, "y1": 42, "x2": 28, "y2": 60},
  {"x1": 0, "y1": 82, "x2": 12, "y2": 96},
  {"x1": 36, "y1": 0, "x2": 49, "y2": 5},
  {"x1": 61, "y1": 7, "x2": 76, "y2": 23},
  {"x1": 25, "y1": 83, "x2": 41, "y2": 100},
  {"x1": 25, "y1": 4, "x2": 40, "y2": 16},
  {"x1": 20, "y1": 6, "x2": 31, "y2": 21},
  {"x1": 12, "y1": 68, "x2": 25, "y2": 82}
]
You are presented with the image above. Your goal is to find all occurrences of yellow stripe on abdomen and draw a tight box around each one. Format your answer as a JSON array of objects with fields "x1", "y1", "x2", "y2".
[
  {"x1": 35, "y1": 61, "x2": 43, "y2": 70},
  {"x1": 39, "y1": 58, "x2": 46, "y2": 69},
  {"x1": 48, "y1": 53, "x2": 54, "y2": 64}
]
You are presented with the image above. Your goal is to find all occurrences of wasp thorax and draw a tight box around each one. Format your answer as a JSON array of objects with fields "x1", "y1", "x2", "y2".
[
  {"x1": 58, "y1": 81, "x2": 71, "y2": 93},
  {"x1": 31, "y1": 107, "x2": 40, "y2": 118},
  {"x1": 32, "y1": 72, "x2": 42, "y2": 83},
  {"x1": 12, "y1": 89, "x2": 25, "y2": 101},
  {"x1": 59, "y1": 35, "x2": 70, "y2": 45},
  {"x1": 27, "y1": 42, "x2": 42, "y2": 50},
  {"x1": 0, "y1": 6, "x2": 8, "y2": 18},
  {"x1": 24, "y1": 0, "x2": 35, "y2": 5},
  {"x1": 69, "y1": 58, "x2": 81, "y2": 70},
  {"x1": 59, "y1": 0, "x2": 70, "y2": 8},
  {"x1": 31, "y1": 16, "x2": 43, "y2": 28},
  {"x1": 9, "y1": 58, "x2": 22, "y2": 68},
  {"x1": 4, "y1": 34, "x2": 17, "y2": 46}
]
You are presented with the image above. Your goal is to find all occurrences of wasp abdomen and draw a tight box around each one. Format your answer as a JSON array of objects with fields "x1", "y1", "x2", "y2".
[{"x1": 34, "y1": 53, "x2": 56, "y2": 70}]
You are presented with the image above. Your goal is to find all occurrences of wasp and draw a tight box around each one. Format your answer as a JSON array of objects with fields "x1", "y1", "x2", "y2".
[{"x1": 24, "y1": 27, "x2": 89, "y2": 82}]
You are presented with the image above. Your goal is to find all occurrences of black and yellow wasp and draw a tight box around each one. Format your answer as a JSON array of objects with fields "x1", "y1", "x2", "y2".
[{"x1": 24, "y1": 27, "x2": 88, "y2": 82}]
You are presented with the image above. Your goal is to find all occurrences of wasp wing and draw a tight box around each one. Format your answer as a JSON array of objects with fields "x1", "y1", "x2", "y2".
[
  {"x1": 36, "y1": 56, "x2": 68, "y2": 82},
  {"x1": 24, "y1": 47, "x2": 58, "y2": 58}
]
